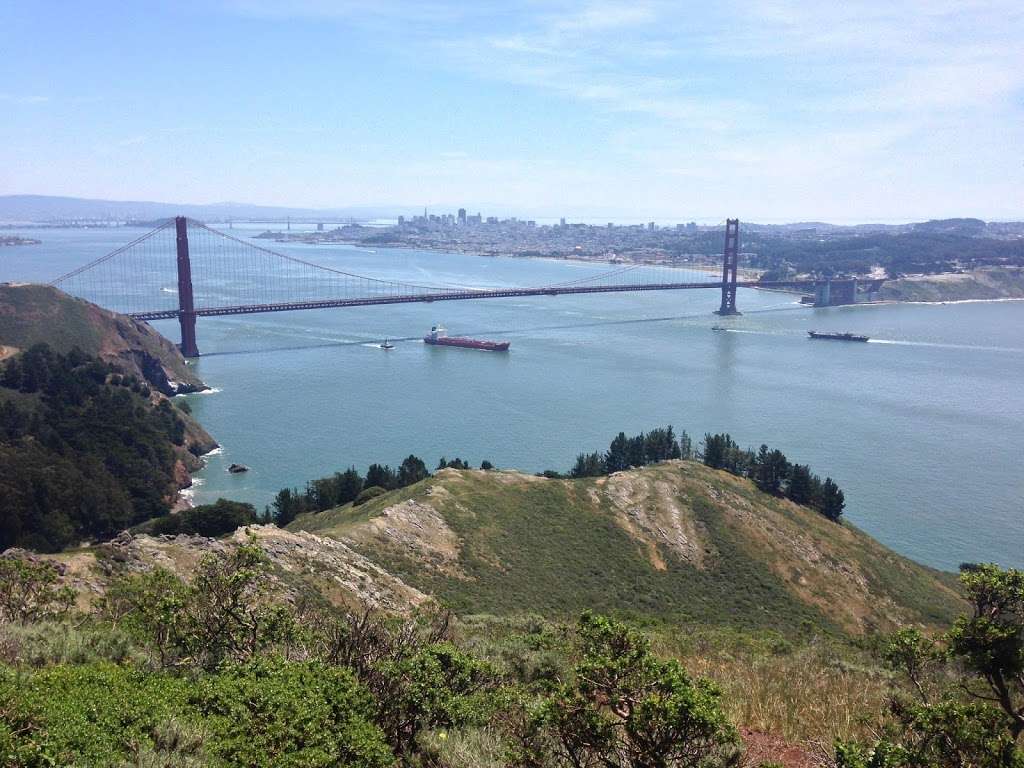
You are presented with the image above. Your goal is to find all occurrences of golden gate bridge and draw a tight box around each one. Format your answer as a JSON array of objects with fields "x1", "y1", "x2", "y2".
[{"x1": 50, "y1": 217, "x2": 869, "y2": 357}]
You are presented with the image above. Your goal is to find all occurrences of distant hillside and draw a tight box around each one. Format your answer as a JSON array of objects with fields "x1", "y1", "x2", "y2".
[
  {"x1": 0, "y1": 194, "x2": 408, "y2": 223},
  {"x1": 879, "y1": 267, "x2": 1024, "y2": 301},
  {"x1": 292, "y1": 462, "x2": 964, "y2": 636},
  {"x1": 0, "y1": 283, "x2": 204, "y2": 396}
]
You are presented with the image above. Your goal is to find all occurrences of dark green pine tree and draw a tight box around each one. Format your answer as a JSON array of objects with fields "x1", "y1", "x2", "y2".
[
  {"x1": 570, "y1": 451, "x2": 606, "y2": 478},
  {"x1": 335, "y1": 467, "x2": 364, "y2": 505},
  {"x1": 754, "y1": 444, "x2": 790, "y2": 496},
  {"x1": 365, "y1": 463, "x2": 396, "y2": 490},
  {"x1": 817, "y1": 477, "x2": 846, "y2": 522},
  {"x1": 786, "y1": 463, "x2": 816, "y2": 505},
  {"x1": 605, "y1": 432, "x2": 630, "y2": 473},
  {"x1": 397, "y1": 455, "x2": 430, "y2": 487}
]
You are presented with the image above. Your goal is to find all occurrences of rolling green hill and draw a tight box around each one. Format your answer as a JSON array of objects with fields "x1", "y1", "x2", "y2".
[{"x1": 292, "y1": 461, "x2": 963, "y2": 636}]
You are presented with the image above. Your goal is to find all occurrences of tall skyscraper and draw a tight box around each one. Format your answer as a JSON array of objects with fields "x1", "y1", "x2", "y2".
[{"x1": 458, "y1": 208, "x2": 467, "y2": 225}]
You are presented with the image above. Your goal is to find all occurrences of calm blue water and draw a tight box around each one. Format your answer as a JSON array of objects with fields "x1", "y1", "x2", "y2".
[{"x1": 3, "y1": 228, "x2": 1023, "y2": 571}]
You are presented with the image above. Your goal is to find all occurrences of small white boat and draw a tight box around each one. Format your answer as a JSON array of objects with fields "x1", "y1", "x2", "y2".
[{"x1": 380, "y1": 339, "x2": 395, "y2": 350}]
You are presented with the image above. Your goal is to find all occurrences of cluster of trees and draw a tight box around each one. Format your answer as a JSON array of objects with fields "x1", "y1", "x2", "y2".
[
  {"x1": 2, "y1": 542, "x2": 1022, "y2": 767},
  {"x1": 149, "y1": 499, "x2": 261, "y2": 538},
  {"x1": 747, "y1": 230, "x2": 1024, "y2": 279},
  {"x1": 270, "y1": 454, "x2": 494, "y2": 525},
  {"x1": 0, "y1": 344, "x2": 189, "y2": 552},
  {"x1": 702, "y1": 433, "x2": 845, "y2": 521},
  {"x1": 560, "y1": 425, "x2": 844, "y2": 522},
  {"x1": 567, "y1": 425, "x2": 693, "y2": 478}
]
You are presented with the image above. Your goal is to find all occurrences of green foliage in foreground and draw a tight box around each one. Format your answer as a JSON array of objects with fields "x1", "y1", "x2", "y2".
[
  {"x1": 837, "y1": 563, "x2": 1024, "y2": 767},
  {"x1": 0, "y1": 543, "x2": 743, "y2": 767},
  {"x1": 510, "y1": 612, "x2": 738, "y2": 767},
  {"x1": 0, "y1": 660, "x2": 393, "y2": 768},
  {"x1": 2, "y1": 544, "x2": 1020, "y2": 766},
  {"x1": 196, "y1": 658, "x2": 394, "y2": 768},
  {"x1": 0, "y1": 557, "x2": 74, "y2": 625}
]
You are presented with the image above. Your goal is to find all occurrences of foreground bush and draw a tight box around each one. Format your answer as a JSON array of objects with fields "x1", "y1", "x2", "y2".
[
  {"x1": 0, "y1": 663, "x2": 190, "y2": 766},
  {"x1": 511, "y1": 612, "x2": 738, "y2": 767},
  {"x1": 197, "y1": 658, "x2": 394, "y2": 768},
  {"x1": 0, "y1": 659, "x2": 394, "y2": 768}
]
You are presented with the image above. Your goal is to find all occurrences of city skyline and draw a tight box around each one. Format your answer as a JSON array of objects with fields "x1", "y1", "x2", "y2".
[{"x1": 3, "y1": 1, "x2": 1023, "y2": 221}]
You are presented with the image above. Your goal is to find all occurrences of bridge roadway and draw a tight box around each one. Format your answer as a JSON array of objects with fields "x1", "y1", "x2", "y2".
[{"x1": 128, "y1": 279, "x2": 819, "y2": 321}]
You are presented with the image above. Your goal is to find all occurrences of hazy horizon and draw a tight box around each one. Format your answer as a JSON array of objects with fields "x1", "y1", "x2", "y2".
[
  {"x1": 3, "y1": 2, "x2": 1023, "y2": 221},
  {"x1": 1, "y1": 193, "x2": 1020, "y2": 227}
]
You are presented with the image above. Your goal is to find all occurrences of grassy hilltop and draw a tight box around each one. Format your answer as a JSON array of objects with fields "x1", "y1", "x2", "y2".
[{"x1": 293, "y1": 461, "x2": 963, "y2": 636}]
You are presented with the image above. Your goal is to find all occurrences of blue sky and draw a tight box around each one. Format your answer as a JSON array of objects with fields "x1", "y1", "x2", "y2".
[{"x1": 2, "y1": 1, "x2": 1022, "y2": 221}]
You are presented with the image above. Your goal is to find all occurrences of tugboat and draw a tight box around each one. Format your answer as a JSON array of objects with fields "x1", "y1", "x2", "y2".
[
  {"x1": 423, "y1": 325, "x2": 510, "y2": 352},
  {"x1": 380, "y1": 338, "x2": 395, "y2": 350},
  {"x1": 808, "y1": 330, "x2": 870, "y2": 342}
]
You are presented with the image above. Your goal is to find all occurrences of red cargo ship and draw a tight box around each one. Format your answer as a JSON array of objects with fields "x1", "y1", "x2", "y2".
[{"x1": 423, "y1": 325, "x2": 510, "y2": 352}]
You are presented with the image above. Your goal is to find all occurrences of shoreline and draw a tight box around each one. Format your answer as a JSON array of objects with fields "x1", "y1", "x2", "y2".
[{"x1": 251, "y1": 233, "x2": 1024, "y2": 306}]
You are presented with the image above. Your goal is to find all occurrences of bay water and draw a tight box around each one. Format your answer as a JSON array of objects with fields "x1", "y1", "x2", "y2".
[{"x1": 3, "y1": 227, "x2": 1022, "y2": 571}]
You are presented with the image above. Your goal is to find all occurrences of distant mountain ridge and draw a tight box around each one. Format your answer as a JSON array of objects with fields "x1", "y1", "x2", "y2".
[
  {"x1": 3, "y1": 195, "x2": 1021, "y2": 232},
  {"x1": 0, "y1": 194, "x2": 412, "y2": 223}
]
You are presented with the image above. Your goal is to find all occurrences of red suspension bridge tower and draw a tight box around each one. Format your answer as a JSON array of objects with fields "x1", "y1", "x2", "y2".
[
  {"x1": 715, "y1": 218, "x2": 740, "y2": 316},
  {"x1": 175, "y1": 216, "x2": 200, "y2": 358}
]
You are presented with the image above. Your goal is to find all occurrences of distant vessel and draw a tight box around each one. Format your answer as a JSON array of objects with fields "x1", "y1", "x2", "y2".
[
  {"x1": 423, "y1": 325, "x2": 510, "y2": 352},
  {"x1": 808, "y1": 330, "x2": 870, "y2": 342},
  {"x1": 380, "y1": 339, "x2": 395, "y2": 350},
  {"x1": 711, "y1": 325, "x2": 726, "y2": 331}
]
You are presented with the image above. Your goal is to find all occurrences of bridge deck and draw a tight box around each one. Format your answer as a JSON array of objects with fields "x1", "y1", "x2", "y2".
[{"x1": 128, "y1": 279, "x2": 823, "y2": 321}]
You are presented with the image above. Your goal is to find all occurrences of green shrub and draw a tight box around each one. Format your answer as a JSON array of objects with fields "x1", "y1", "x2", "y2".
[
  {"x1": 196, "y1": 657, "x2": 394, "y2": 768},
  {"x1": 0, "y1": 662, "x2": 190, "y2": 766},
  {"x1": 149, "y1": 499, "x2": 257, "y2": 538},
  {"x1": 0, "y1": 557, "x2": 74, "y2": 624},
  {"x1": 513, "y1": 613, "x2": 738, "y2": 767},
  {"x1": 354, "y1": 486, "x2": 388, "y2": 506},
  {"x1": 0, "y1": 620, "x2": 138, "y2": 667},
  {"x1": 101, "y1": 543, "x2": 295, "y2": 669}
]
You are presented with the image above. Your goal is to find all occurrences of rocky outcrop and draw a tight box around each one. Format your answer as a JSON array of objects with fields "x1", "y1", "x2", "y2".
[{"x1": 36, "y1": 526, "x2": 428, "y2": 615}]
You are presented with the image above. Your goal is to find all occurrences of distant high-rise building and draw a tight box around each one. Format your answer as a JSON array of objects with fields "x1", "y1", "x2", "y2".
[
  {"x1": 458, "y1": 208, "x2": 467, "y2": 225},
  {"x1": 648, "y1": 221, "x2": 656, "y2": 231},
  {"x1": 398, "y1": 215, "x2": 405, "y2": 226},
  {"x1": 560, "y1": 217, "x2": 566, "y2": 226},
  {"x1": 317, "y1": 222, "x2": 324, "y2": 231}
]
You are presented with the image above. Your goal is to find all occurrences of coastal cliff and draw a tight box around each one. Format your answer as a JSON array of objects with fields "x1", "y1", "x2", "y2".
[
  {"x1": 0, "y1": 283, "x2": 206, "y2": 396},
  {"x1": 0, "y1": 283, "x2": 217, "y2": 526}
]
